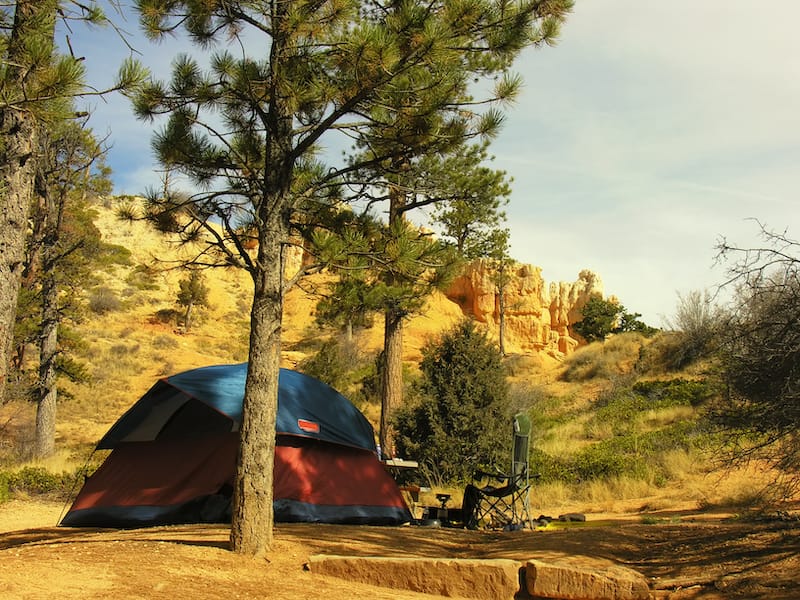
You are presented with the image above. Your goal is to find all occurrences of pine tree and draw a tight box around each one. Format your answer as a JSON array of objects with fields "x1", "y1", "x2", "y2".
[
  {"x1": 177, "y1": 270, "x2": 209, "y2": 331},
  {"x1": 0, "y1": 0, "x2": 144, "y2": 404},
  {"x1": 430, "y1": 143, "x2": 512, "y2": 259},
  {"x1": 128, "y1": 0, "x2": 573, "y2": 555},
  {"x1": 394, "y1": 319, "x2": 510, "y2": 483},
  {"x1": 32, "y1": 118, "x2": 112, "y2": 457},
  {"x1": 0, "y1": 0, "x2": 60, "y2": 406}
]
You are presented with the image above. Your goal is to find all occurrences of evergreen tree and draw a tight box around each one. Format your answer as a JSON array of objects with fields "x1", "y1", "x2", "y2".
[
  {"x1": 485, "y1": 228, "x2": 513, "y2": 356},
  {"x1": 30, "y1": 118, "x2": 112, "y2": 457},
  {"x1": 0, "y1": 0, "x2": 144, "y2": 404},
  {"x1": 127, "y1": 0, "x2": 572, "y2": 555},
  {"x1": 430, "y1": 143, "x2": 512, "y2": 259},
  {"x1": 574, "y1": 296, "x2": 656, "y2": 343},
  {"x1": 394, "y1": 319, "x2": 511, "y2": 483},
  {"x1": 0, "y1": 0, "x2": 60, "y2": 406},
  {"x1": 177, "y1": 269, "x2": 209, "y2": 332}
]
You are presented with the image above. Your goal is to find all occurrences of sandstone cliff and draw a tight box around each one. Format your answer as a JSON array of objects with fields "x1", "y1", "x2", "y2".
[{"x1": 445, "y1": 260, "x2": 604, "y2": 357}]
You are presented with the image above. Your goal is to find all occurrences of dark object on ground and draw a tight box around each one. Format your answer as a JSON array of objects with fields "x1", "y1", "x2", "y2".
[{"x1": 559, "y1": 513, "x2": 586, "y2": 522}]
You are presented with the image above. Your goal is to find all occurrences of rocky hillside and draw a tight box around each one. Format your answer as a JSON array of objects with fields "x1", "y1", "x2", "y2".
[
  {"x1": 2, "y1": 203, "x2": 611, "y2": 459},
  {"x1": 93, "y1": 203, "x2": 604, "y2": 367},
  {"x1": 447, "y1": 262, "x2": 603, "y2": 356}
]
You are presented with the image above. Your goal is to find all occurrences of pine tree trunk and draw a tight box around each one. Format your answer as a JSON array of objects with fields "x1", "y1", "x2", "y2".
[
  {"x1": 345, "y1": 319, "x2": 353, "y2": 344},
  {"x1": 35, "y1": 269, "x2": 58, "y2": 458},
  {"x1": 230, "y1": 0, "x2": 294, "y2": 549},
  {"x1": 184, "y1": 300, "x2": 193, "y2": 331},
  {"x1": 379, "y1": 162, "x2": 408, "y2": 458},
  {"x1": 33, "y1": 150, "x2": 59, "y2": 459},
  {"x1": 498, "y1": 280, "x2": 506, "y2": 357},
  {"x1": 0, "y1": 0, "x2": 56, "y2": 404},
  {"x1": 0, "y1": 108, "x2": 36, "y2": 407},
  {"x1": 229, "y1": 232, "x2": 284, "y2": 557},
  {"x1": 380, "y1": 309, "x2": 404, "y2": 457}
]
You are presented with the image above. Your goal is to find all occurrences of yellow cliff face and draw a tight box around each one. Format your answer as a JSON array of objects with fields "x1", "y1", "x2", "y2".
[{"x1": 445, "y1": 260, "x2": 604, "y2": 357}]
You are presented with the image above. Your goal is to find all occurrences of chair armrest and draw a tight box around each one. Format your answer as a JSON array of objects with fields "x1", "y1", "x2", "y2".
[{"x1": 473, "y1": 467, "x2": 509, "y2": 483}]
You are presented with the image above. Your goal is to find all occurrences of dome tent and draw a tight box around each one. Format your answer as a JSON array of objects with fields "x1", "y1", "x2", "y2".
[{"x1": 61, "y1": 364, "x2": 411, "y2": 527}]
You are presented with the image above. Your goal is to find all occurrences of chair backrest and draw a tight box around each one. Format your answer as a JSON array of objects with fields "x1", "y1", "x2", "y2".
[{"x1": 511, "y1": 412, "x2": 531, "y2": 484}]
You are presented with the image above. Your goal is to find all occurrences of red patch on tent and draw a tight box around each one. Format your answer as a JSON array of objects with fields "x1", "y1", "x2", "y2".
[{"x1": 297, "y1": 419, "x2": 320, "y2": 433}]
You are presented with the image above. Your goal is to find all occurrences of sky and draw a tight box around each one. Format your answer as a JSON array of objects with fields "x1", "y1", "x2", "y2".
[{"x1": 70, "y1": 1, "x2": 800, "y2": 327}]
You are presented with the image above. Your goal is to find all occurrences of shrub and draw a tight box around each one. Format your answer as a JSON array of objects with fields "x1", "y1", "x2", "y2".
[
  {"x1": 96, "y1": 243, "x2": 133, "y2": 268},
  {"x1": 631, "y1": 378, "x2": 715, "y2": 407},
  {"x1": 573, "y1": 296, "x2": 657, "y2": 343},
  {"x1": 561, "y1": 333, "x2": 644, "y2": 382},
  {"x1": 0, "y1": 473, "x2": 9, "y2": 503},
  {"x1": 571, "y1": 443, "x2": 632, "y2": 480},
  {"x1": 665, "y1": 289, "x2": 723, "y2": 365},
  {"x1": 394, "y1": 320, "x2": 511, "y2": 484},
  {"x1": 125, "y1": 264, "x2": 161, "y2": 291},
  {"x1": 637, "y1": 331, "x2": 692, "y2": 373},
  {"x1": 153, "y1": 308, "x2": 181, "y2": 325},
  {"x1": 0, "y1": 466, "x2": 81, "y2": 500},
  {"x1": 152, "y1": 334, "x2": 179, "y2": 349},
  {"x1": 88, "y1": 287, "x2": 122, "y2": 314}
]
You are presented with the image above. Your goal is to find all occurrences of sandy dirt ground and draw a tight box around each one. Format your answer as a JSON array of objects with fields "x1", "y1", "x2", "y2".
[{"x1": 1, "y1": 499, "x2": 798, "y2": 599}]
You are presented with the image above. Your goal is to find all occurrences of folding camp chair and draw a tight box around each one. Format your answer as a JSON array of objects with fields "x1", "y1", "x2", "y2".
[{"x1": 461, "y1": 413, "x2": 533, "y2": 530}]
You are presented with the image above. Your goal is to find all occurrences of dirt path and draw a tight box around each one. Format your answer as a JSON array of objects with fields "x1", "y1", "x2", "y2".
[{"x1": 1, "y1": 500, "x2": 798, "y2": 599}]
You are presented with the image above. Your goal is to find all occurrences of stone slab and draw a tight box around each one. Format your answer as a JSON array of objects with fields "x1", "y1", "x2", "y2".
[
  {"x1": 525, "y1": 558, "x2": 650, "y2": 600},
  {"x1": 307, "y1": 555, "x2": 523, "y2": 600}
]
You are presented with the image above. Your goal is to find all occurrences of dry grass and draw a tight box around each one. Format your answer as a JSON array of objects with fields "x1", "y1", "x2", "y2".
[{"x1": 560, "y1": 332, "x2": 645, "y2": 382}]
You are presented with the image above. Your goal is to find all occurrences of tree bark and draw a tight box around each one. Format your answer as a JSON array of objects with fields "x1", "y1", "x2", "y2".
[
  {"x1": 380, "y1": 309, "x2": 404, "y2": 457},
  {"x1": 35, "y1": 268, "x2": 58, "y2": 458},
  {"x1": 0, "y1": 0, "x2": 56, "y2": 404},
  {"x1": 379, "y1": 163, "x2": 410, "y2": 457},
  {"x1": 0, "y1": 109, "x2": 37, "y2": 407},
  {"x1": 498, "y1": 264, "x2": 507, "y2": 357},
  {"x1": 230, "y1": 0, "x2": 293, "y2": 553},
  {"x1": 184, "y1": 300, "x2": 193, "y2": 331},
  {"x1": 229, "y1": 232, "x2": 284, "y2": 556},
  {"x1": 33, "y1": 146, "x2": 59, "y2": 458}
]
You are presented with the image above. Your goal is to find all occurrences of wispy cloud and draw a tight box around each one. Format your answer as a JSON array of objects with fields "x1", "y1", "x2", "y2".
[{"x1": 489, "y1": 1, "x2": 800, "y2": 324}]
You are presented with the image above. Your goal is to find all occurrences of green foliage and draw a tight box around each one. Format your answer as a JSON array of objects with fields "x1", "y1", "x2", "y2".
[
  {"x1": 125, "y1": 264, "x2": 160, "y2": 291},
  {"x1": 176, "y1": 270, "x2": 209, "y2": 330},
  {"x1": 394, "y1": 320, "x2": 511, "y2": 484},
  {"x1": 298, "y1": 338, "x2": 371, "y2": 401},
  {"x1": 630, "y1": 379, "x2": 715, "y2": 408},
  {"x1": 177, "y1": 270, "x2": 209, "y2": 308},
  {"x1": 573, "y1": 296, "x2": 618, "y2": 342},
  {"x1": 533, "y1": 420, "x2": 708, "y2": 485},
  {"x1": 424, "y1": 142, "x2": 511, "y2": 259},
  {"x1": 571, "y1": 443, "x2": 632, "y2": 480},
  {"x1": 124, "y1": 0, "x2": 572, "y2": 549},
  {"x1": 574, "y1": 296, "x2": 657, "y2": 343},
  {"x1": 0, "y1": 466, "x2": 80, "y2": 501},
  {"x1": 95, "y1": 243, "x2": 133, "y2": 268},
  {"x1": 315, "y1": 276, "x2": 380, "y2": 336},
  {"x1": 528, "y1": 375, "x2": 715, "y2": 485},
  {"x1": 591, "y1": 378, "x2": 712, "y2": 427},
  {"x1": 56, "y1": 353, "x2": 90, "y2": 385}
]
